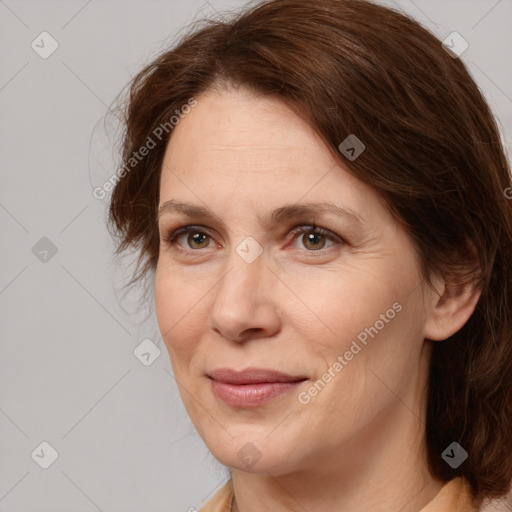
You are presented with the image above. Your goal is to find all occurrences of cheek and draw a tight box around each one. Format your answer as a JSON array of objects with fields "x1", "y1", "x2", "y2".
[
  {"x1": 154, "y1": 269, "x2": 206, "y2": 364},
  {"x1": 287, "y1": 266, "x2": 404, "y2": 348},
  {"x1": 288, "y1": 253, "x2": 422, "y2": 386},
  {"x1": 296, "y1": 284, "x2": 423, "y2": 440},
  {"x1": 154, "y1": 271, "x2": 175, "y2": 340}
]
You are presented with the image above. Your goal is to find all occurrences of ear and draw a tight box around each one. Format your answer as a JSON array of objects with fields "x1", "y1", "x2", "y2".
[{"x1": 423, "y1": 242, "x2": 482, "y2": 342}]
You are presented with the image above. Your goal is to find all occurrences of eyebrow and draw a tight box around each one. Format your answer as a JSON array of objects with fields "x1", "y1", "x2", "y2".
[{"x1": 157, "y1": 199, "x2": 365, "y2": 227}]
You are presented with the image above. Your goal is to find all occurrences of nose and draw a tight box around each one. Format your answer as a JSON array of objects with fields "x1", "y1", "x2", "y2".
[{"x1": 208, "y1": 243, "x2": 282, "y2": 343}]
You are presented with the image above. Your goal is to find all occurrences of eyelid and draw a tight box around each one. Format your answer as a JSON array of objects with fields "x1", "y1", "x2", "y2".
[{"x1": 288, "y1": 224, "x2": 342, "y2": 245}]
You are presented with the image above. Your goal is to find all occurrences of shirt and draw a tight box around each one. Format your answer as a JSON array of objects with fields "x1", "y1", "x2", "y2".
[{"x1": 198, "y1": 476, "x2": 479, "y2": 512}]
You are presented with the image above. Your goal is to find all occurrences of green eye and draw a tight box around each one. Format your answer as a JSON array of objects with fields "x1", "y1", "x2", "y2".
[
  {"x1": 163, "y1": 225, "x2": 214, "y2": 250},
  {"x1": 291, "y1": 225, "x2": 339, "y2": 251},
  {"x1": 185, "y1": 231, "x2": 211, "y2": 249},
  {"x1": 163, "y1": 223, "x2": 343, "y2": 254}
]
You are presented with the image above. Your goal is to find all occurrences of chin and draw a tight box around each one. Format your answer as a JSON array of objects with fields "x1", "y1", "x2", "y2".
[{"x1": 206, "y1": 431, "x2": 300, "y2": 475}]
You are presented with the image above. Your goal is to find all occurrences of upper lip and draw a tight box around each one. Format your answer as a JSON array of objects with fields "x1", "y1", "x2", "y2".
[{"x1": 208, "y1": 368, "x2": 308, "y2": 384}]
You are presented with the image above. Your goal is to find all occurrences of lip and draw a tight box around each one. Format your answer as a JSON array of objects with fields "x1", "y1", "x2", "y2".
[
  {"x1": 208, "y1": 368, "x2": 308, "y2": 407},
  {"x1": 208, "y1": 367, "x2": 307, "y2": 384}
]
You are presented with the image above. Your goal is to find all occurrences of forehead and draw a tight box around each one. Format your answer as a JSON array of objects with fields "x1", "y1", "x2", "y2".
[
  {"x1": 164, "y1": 87, "x2": 333, "y2": 170},
  {"x1": 158, "y1": 87, "x2": 386, "y2": 224}
]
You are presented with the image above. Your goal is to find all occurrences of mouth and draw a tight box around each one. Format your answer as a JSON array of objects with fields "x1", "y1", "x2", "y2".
[{"x1": 207, "y1": 368, "x2": 308, "y2": 407}]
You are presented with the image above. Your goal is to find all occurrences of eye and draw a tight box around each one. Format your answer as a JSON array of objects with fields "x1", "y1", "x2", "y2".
[
  {"x1": 163, "y1": 225, "x2": 215, "y2": 250},
  {"x1": 289, "y1": 224, "x2": 341, "y2": 251},
  {"x1": 161, "y1": 223, "x2": 343, "y2": 254}
]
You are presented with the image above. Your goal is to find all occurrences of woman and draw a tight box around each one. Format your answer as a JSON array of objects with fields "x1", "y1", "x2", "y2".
[{"x1": 106, "y1": 0, "x2": 512, "y2": 510}]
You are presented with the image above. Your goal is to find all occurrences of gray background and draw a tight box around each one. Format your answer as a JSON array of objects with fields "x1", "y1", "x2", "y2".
[{"x1": 1, "y1": 0, "x2": 511, "y2": 511}]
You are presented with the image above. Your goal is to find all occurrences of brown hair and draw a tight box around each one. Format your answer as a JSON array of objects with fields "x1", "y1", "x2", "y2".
[{"x1": 107, "y1": 0, "x2": 512, "y2": 504}]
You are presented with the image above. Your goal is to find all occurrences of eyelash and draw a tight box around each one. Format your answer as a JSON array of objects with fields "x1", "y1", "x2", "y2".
[{"x1": 162, "y1": 224, "x2": 343, "y2": 254}]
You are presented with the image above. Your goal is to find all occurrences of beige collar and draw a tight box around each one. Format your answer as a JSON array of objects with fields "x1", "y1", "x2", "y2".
[{"x1": 199, "y1": 476, "x2": 479, "y2": 512}]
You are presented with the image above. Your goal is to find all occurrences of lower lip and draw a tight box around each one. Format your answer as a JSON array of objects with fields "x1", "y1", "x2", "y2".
[{"x1": 210, "y1": 379, "x2": 305, "y2": 407}]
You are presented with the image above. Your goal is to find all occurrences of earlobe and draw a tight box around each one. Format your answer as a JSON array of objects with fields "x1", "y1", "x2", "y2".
[{"x1": 423, "y1": 246, "x2": 482, "y2": 342}]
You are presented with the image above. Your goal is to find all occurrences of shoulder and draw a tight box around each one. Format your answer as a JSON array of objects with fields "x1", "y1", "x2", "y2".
[
  {"x1": 198, "y1": 476, "x2": 480, "y2": 511},
  {"x1": 199, "y1": 479, "x2": 234, "y2": 512}
]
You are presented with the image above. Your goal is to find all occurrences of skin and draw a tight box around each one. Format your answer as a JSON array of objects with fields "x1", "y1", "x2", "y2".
[{"x1": 154, "y1": 85, "x2": 481, "y2": 512}]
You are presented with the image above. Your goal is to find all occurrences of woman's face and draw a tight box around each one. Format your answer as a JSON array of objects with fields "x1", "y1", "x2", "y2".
[{"x1": 155, "y1": 85, "x2": 436, "y2": 475}]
